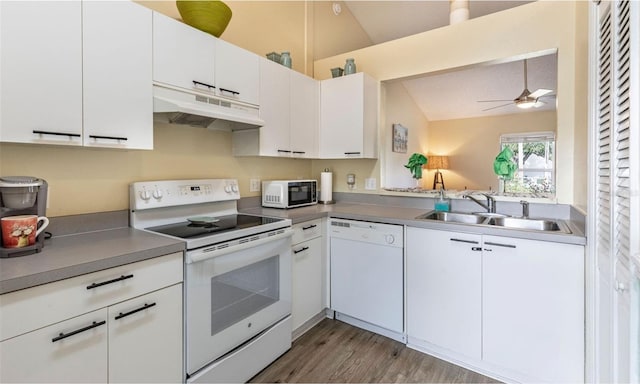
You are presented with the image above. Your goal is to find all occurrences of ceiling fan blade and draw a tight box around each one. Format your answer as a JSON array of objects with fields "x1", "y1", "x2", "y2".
[
  {"x1": 529, "y1": 88, "x2": 553, "y2": 98},
  {"x1": 482, "y1": 103, "x2": 513, "y2": 111},
  {"x1": 477, "y1": 99, "x2": 513, "y2": 103}
]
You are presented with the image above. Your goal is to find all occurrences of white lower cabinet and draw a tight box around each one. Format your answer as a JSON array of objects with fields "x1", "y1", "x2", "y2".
[
  {"x1": 406, "y1": 228, "x2": 482, "y2": 359},
  {"x1": 406, "y1": 227, "x2": 584, "y2": 383},
  {"x1": 0, "y1": 309, "x2": 108, "y2": 383},
  {"x1": 0, "y1": 252, "x2": 183, "y2": 383},
  {"x1": 481, "y1": 235, "x2": 584, "y2": 383},
  {"x1": 291, "y1": 219, "x2": 324, "y2": 334},
  {"x1": 108, "y1": 284, "x2": 183, "y2": 383}
]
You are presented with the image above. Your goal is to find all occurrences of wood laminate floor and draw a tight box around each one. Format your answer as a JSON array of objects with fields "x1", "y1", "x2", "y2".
[{"x1": 250, "y1": 319, "x2": 499, "y2": 383}]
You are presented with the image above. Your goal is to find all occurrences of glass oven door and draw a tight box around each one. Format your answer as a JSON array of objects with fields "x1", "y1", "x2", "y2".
[{"x1": 185, "y1": 230, "x2": 292, "y2": 376}]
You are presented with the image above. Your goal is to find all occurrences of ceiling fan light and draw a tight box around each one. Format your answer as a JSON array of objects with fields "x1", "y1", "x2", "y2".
[{"x1": 516, "y1": 99, "x2": 536, "y2": 109}]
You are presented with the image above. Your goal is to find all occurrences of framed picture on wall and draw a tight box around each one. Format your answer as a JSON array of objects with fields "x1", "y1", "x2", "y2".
[{"x1": 392, "y1": 124, "x2": 408, "y2": 153}]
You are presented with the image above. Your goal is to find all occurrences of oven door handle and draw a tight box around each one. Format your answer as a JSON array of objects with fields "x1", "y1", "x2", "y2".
[{"x1": 185, "y1": 229, "x2": 294, "y2": 264}]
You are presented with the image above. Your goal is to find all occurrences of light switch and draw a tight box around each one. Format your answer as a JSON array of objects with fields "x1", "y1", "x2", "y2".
[
  {"x1": 365, "y1": 178, "x2": 377, "y2": 190},
  {"x1": 249, "y1": 179, "x2": 261, "y2": 192}
]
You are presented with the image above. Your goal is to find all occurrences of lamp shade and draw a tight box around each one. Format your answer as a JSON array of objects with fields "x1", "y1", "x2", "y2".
[{"x1": 427, "y1": 155, "x2": 449, "y2": 170}]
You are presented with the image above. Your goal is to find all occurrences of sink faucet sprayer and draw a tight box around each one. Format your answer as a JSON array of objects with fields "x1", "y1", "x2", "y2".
[
  {"x1": 463, "y1": 193, "x2": 496, "y2": 213},
  {"x1": 520, "y1": 200, "x2": 529, "y2": 219}
]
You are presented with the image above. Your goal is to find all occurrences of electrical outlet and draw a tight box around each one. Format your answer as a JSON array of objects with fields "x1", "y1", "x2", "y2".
[
  {"x1": 249, "y1": 179, "x2": 261, "y2": 192},
  {"x1": 365, "y1": 178, "x2": 377, "y2": 190}
]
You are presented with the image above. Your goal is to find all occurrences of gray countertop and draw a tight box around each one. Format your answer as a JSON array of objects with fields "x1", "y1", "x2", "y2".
[
  {"x1": 1, "y1": 201, "x2": 585, "y2": 295},
  {"x1": 0, "y1": 228, "x2": 185, "y2": 295},
  {"x1": 242, "y1": 202, "x2": 586, "y2": 246}
]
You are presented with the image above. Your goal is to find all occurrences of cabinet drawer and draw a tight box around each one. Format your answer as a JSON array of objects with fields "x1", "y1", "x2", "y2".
[
  {"x1": 292, "y1": 219, "x2": 322, "y2": 244},
  {"x1": 0, "y1": 252, "x2": 183, "y2": 341},
  {"x1": 0, "y1": 308, "x2": 108, "y2": 383}
]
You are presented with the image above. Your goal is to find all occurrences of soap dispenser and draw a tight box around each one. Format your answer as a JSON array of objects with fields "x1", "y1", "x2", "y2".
[{"x1": 434, "y1": 189, "x2": 451, "y2": 212}]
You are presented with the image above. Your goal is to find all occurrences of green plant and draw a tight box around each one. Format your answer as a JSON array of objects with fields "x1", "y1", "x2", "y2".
[{"x1": 404, "y1": 153, "x2": 427, "y2": 179}]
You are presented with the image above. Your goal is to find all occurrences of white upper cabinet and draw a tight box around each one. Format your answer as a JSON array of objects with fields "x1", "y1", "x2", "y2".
[
  {"x1": 83, "y1": 1, "x2": 153, "y2": 150},
  {"x1": 215, "y1": 39, "x2": 259, "y2": 105},
  {"x1": 319, "y1": 72, "x2": 378, "y2": 159},
  {"x1": 233, "y1": 58, "x2": 318, "y2": 158},
  {"x1": 152, "y1": 11, "x2": 216, "y2": 92},
  {"x1": 290, "y1": 70, "x2": 319, "y2": 158},
  {"x1": 0, "y1": 1, "x2": 83, "y2": 145},
  {"x1": 0, "y1": 1, "x2": 153, "y2": 149}
]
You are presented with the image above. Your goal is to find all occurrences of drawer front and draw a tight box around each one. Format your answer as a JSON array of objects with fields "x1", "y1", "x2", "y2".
[
  {"x1": 0, "y1": 308, "x2": 108, "y2": 383},
  {"x1": 0, "y1": 252, "x2": 183, "y2": 341},
  {"x1": 292, "y1": 219, "x2": 323, "y2": 244}
]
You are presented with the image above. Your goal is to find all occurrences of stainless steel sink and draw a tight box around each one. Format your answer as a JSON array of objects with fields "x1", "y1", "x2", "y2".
[
  {"x1": 415, "y1": 211, "x2": 487, "y2": 224},
  {"x1": 487, "y1": 217, "x2": 571, "y2": 233}
]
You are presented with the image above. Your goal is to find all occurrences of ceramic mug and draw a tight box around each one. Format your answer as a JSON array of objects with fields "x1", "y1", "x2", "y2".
[{"x1": 1, "y1": 215, "x2": 49, "y2": 248}]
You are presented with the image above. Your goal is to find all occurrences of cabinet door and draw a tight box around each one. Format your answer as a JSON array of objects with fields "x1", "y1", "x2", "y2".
[
  {"x1": 320, "y1": 73, "x2": 364, "y2": 158},
  {"x1": 257, "y1": 58, "x2": 290, "y2": 156},
  {"x1": 482, "y1": 235, "x2": 584, "y2": 383},
  {"x1": 152, "y1": 11, "x2": 215, "y2": 91},
  {"x1": 0, "y1": 1, "x2": 82, "y2": 145},
  {"x1": 0, "y1": 309, "x2": 108, "y2": 383},
  {"x1": 215, "y1": 39, "x2": 259, "y2": 105},
  {"x1": 108, "y1": 284, "x2": 183, "y2": 383},
  {"x1": 83, "y1": 1, "x2": 153, "y2": 150},
  {"x1": 290, "y1": 71, "x2": 319, "y2": 158},
  {"x1": 406, "y1": 228, "x2": 482, "y2": 359},
  {"x1": 292, "y1": 237, "x2": 323, "y2": 331}
]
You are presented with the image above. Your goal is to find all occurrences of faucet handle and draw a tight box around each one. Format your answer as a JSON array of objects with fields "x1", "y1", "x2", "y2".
[{"x1": 520, "y1": 200, "x2": 529, "y2": 218}]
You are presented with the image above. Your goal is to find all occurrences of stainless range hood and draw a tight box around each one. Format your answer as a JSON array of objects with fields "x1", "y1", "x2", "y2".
[{"x1": 153, "y1": 83, "x2": 264, "y2": 131}]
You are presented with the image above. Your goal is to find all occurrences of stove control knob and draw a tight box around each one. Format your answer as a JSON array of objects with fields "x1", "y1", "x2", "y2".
[
  {"x1": 152, "y1": 189, "x2": 163, "y2": 200},
  {"x1": 224, "y1": 185, "x2": 233, "y2": 193},
  {"x1": 139, "y1": 189, "x2": 151, "y2": 201},
  {"x1": 231, "y1": 184, "x2": 239, "y2": 193}
]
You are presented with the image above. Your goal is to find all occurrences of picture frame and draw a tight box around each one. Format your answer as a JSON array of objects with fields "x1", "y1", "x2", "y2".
[{"x1": 392, "y1": 124, "x2": 408, "y2": 153}]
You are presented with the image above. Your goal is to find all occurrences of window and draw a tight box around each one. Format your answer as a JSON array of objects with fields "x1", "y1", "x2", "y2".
[{"x1": 500, "y1": 132, "x2": 555, "y2": 194}]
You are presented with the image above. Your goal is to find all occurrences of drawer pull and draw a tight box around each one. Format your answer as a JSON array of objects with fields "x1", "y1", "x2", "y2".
[
  {"x1": 484, "y1": 241, "x2": 516, "y2": 249},
  {"x1": 293, "y1": 246, "x2": 309, "y2": 254},
  {"x1": 115, "y1": 302, "x2": 157, "y2": 320},
  {"x1": 344, "y1": 152, "x2": 361, "y2": 155},
  {"x1": 292, "y1": 151, "x2": 306, "y2": 155},
  {"x1": 302, "y1": 224, "x2": 317, "y2": 231},
  {"x1": 450, "y1": 238, "x2": 479, "y2": 245},
  {"x1": 471, "y1": 247, "x2": 482, "y2": 252},
  {"x1": 86, "y1": 274, "x2": 134, "y2": 290},
  {"x1": 33, "y1": 130, "x2": 81, "y2": 138},
  {"x1": 89, "y1": 135, "x2": 128, "y2": 141},
  {"x1": 277, "y1": 149, "x2": 292, "y2": 153},
  {"x1": 193, "y1": 80, "x2": 215, "y2": 90},
  {"x1": 52, "y1": 320, "x2": 106, "y2": 342},
  {"x1": 219, "y1": 87, "x2": 240, "y2": 96}
]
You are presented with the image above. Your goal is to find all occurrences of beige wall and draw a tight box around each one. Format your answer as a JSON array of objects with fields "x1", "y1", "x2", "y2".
[
  {"x1": 0, "y1": 125, "x2": 311, "y2": 217},
  {"x1": 314, "y1": 1, "x2": 589, "y2": 205},
  {"x1": 427, "y1": 111, "x2": 557, "y2": 191},
  {"x1": 381, "y1": 82, "x2": 430, "y2": 189}
]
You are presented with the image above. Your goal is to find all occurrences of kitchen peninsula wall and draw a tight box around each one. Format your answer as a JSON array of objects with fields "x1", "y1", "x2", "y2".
[{"x1": 314, "y1": 1, "x2": 589, "y2": 208}]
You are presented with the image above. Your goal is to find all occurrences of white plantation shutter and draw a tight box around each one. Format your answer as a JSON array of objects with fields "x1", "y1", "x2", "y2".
[{"x1": 593, "y1": 0, "x2": 639, "y2": 381}]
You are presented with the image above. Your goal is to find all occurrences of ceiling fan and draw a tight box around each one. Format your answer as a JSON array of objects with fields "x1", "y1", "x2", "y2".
[{"x1": 478, "y1": 59, "x2": 554, "y2": 111}]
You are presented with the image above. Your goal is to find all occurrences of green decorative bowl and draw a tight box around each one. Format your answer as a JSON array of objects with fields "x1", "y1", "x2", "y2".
[{"x1": 176, "y1": 1, "x2": 232, "y2": 38}]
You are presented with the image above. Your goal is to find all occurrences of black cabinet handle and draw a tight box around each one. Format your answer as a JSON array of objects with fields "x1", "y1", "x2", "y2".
[
  {"x1": 450, "y1": 238, "x2": 479, "y2": 245},
  {"x1": 89, "y1": 135, "x2": 128, "y2": 141},
  {"x1": 344, "y1": 152, "x2": 361, "y2": 155},
  {"x1": 302, "y1": 224, "x2": 317, "y2": 231},
  {"x1": 293, "y1": 246, "x2": 309, "y2": 254},
  {"x1": 193, "y1": 80, "x2": 215, "y2": 90},
  {"x1": 277, "y1": 149, "x2": 292, "y2": 153},
  {"x1": 86, "y1": 274, "x2": 134, "y2": 290},
  {"x1": 471, "y1": 247, "x2": 482, "y2": 252},
  {"x1": 219, "y1": 87, "x2": 240, "y2": 96},
  {"x1": 114, "y1": 302, "x2": 157, "y2": 320},
  {"x1": 292, "y1": 151, "x2": 306, "y2": 154},
  {"x1": 33, "y1": 130, "x2": 81, "y2": 138},
  {"x1": 484, "y1": 241, "x2": 516, "y2": 249},
  {"x1": 52, "y1": 320, "x2": 106, "y2": 342}
]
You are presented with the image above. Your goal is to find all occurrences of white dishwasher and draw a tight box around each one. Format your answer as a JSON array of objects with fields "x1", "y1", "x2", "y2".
[{"x1": 329, "y1": 218, "x2": 404, "y2": 342}]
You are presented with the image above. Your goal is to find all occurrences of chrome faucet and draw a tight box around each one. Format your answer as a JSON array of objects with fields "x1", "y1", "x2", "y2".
[
  {"x1": 463, "y1": 193, "x2": 496, "y2": 213},
  {"x1": 520, "y1": 200, "x2": 530, "y2": 219}
]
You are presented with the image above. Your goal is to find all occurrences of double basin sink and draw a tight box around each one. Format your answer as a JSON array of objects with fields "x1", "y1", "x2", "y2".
[{"x1": 415, "y1": 211, "x2": 571, "y2": 234}]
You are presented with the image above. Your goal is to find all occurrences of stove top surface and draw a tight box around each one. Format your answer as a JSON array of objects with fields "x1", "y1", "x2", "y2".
[{"x1": 145, "y1": 214, "x2": 284, "y2": 240}]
